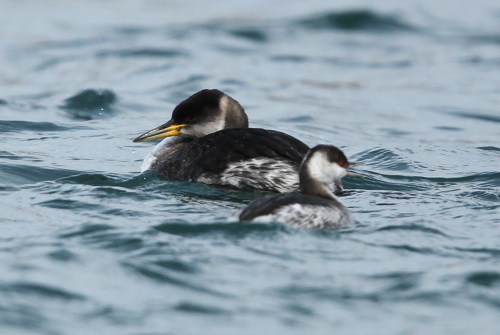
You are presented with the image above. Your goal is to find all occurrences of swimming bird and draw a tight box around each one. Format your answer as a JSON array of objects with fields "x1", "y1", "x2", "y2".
[
  {"x1": 239, "y1": 145, "x2": 356, "y2": 229},
  {"x1": 133, "y1": 89, "x2": 315, "y2": 192}
]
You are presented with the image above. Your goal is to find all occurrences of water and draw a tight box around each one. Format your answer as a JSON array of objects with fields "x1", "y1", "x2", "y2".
[{"x1": 1, "y1": 1, "x2": 500, "y2": 334}]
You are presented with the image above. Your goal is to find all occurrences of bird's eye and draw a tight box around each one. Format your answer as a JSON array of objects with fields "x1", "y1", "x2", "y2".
[
  {"x1": 186, "y1": 116, "x2": 196, "y2": 122},
  {"x1": 337, "y1": 161, "x2": 345, "y2": 168}
]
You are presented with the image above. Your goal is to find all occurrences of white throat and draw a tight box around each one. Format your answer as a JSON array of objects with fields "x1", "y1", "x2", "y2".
[{"x1": 140, "y1": 136, "x2": 185, "y2": 172}]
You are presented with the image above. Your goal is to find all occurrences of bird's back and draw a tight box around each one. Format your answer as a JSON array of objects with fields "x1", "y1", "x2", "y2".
[
  {"x1": 239, "y1": 193, "x2": 353, "y2": 229},
  {"x1": 153, "y1": 128, "x2": 310, "y2": 192}
]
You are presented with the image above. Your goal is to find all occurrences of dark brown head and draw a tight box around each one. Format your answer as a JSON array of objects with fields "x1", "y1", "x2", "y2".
[
  {"x1": 133, "y1": 89, "x2": 248, "y2": 142},
  {"x1": 299, "y1": 145, "x2": 356, "y2": 198}
]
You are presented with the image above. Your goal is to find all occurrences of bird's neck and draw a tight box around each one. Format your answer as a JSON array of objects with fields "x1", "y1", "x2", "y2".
[
  {"x1": 220, "y1": 95, "x2": 249, "y2": 129},
  {"x1": 299, "y1": 176, "x2": 335, "y2": 200},
  {"x1": 152, "y1": 136, "x2": 192, "y2": 155}
]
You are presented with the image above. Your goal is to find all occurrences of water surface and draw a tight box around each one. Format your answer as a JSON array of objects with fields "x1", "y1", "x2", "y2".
[{"x1": 1, "y1": 1, "x2": 500, "y2": 334}]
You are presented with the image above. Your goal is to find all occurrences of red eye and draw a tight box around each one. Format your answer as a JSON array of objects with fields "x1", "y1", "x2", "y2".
[{"x1": 338, "y1": 161, "x2": 345, "y2": 168}]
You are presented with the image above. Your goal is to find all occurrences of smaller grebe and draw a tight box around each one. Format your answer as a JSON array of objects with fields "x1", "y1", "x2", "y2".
[{"x1": 239, "y1": 145, "x2": 357, "y2": 229}]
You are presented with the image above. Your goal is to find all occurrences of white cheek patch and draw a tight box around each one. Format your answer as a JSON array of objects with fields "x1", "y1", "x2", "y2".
[
  {"x1": 182, "y1": 96, "x2": 229, "y2": 137},
  {"x1": 181, "y1": 118, "x2": 226, "y2": 138},
  {"x1": 306, "y1": 151, "x2": 347, "y2": 182},
  {"x1": 306, "y1": 152, "x2": 327, "y2": 181}
]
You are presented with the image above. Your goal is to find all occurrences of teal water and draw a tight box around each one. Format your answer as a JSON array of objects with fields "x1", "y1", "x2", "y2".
[{"x1": 1, "y1": 1, "x2": 500, "y2": 334}]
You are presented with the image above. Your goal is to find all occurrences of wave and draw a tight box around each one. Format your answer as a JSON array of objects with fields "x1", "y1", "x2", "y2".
[
  {"x1": 466, "y1": 271, "x2": 500, "y2": 287},
  {"x1": 0, "y1": 163, "x2": 80, "y2": 186},
  {"x1": 0, "y1": 282, "x2": 85, "y2": 301},
  {"x1": 0, "y1": 120, "x2": 80, "y2": 133},
  {"x1": 296, "y1": 10, "x2": 417, "y2": 32},
  {"x1": 153, "y1": 221, "x2": 290, "y2": 239},
  {"x1": 59, "y1": 224, "x2": 144, "y2": 252},
  {"x1": 96, "y1": 48, "x2": 187, "y2": 58},
  {"x1": 355, "y1": 147, "x2": 416, "y2": 171},
  {"x1": 122, "y1": 260, "x2": 230, "y2": 296},
  {"x1": 375, "y1": 223, "x2": 449, "y2": 237},
  {"x1": 59, "y1": 89, "x2": 117, "y2": 120},
  {"x1": 228, "y1": 28, "x2": 268, "y2": 43}
]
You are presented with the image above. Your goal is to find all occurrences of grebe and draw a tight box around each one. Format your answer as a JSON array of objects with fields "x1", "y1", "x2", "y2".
[
  {"x1": 133, "y1": 89, "x2": 316, "y2": 192},
  {"x1": 239, "y1": 145, "x2": 356, "y2": 229}
]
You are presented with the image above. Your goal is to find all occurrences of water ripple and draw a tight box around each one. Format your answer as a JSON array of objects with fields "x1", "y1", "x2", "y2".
[
  {"x1": 46, "y1": 249, "x2": 78, "y2": 262},
  {"x1": 376, "y1": 223, "x2": 449, "y2": 237},
  {"x1": 477, "y1": 146, "x2": 500, "y2": 153},
  {"x1": 1, "y1": 164, "x2": 80, "y2": 185},
  {"x1": 229, "y1": 28, "x2": 268, "y2": 42},
  {"x1": 451, "y1": 247, "x2": 500, "y2": 258},
  {"x1": 2, "y1": 2, "x2": 500, "y2": 333},
  {"x1": 0, "y1": 282, "x2": 85, "y2": 301},
  {"x1": 449, "y1": 111, "x2": 500, "y2": 123},
  {"x1": 59, "y1": 89, "x2": 117, "y2": 120},
  {"x1": 342, "y1": 173, "x2": 426, "y2": 191},
  {"x1": 356, "y1": 147, "x2": 414, "y2": 171},
  {"x1": 96, "y1": 48, "x2": 187, "y2": 58},
  {"x1": 297, "y1": 10, "x2": 417, "y2": 32},
  {"x1": 273, "y1": 283, "x2": 445, "y2": 304},
  {"x1": 59, "y1": 224, "x2": 144, "y2": 252},
  {"x1": 368, "y1": 271, "x2": 422, "y2": 292},
  {"x1": 0, "y1": 120, "x2": 77, "y2": 133},
  {"x1": 173, "y1": 301, "x2": 230, "y2": 315},
  {"x1": 36, "y1": 198, "x2": 106, "y2": 212},
  {"x1": 458, "y1": 191, "x2": 500, "y2": 202},
  {"x1": 152, "y1": 259, "x2": 200, "y2": 275},
  {"x1": 58, "y1": 172, "x2": 156, "y2": 188},
  {"x1": 59, "y1": 223, "x2": 116, "y2": 239},
  {"x1": 270, "y1": 55, "x2": 310, "y2": 63},
  {"x1": 346, "y1": 171, "x2": 500, "y2": 191},
  {"x1": 0, "y1": 303, "x2": 47, "y2": 331},
  {"x1": 0, "y1": 151, "x2": 40, "y2": 162},
  {"x1": 153, "y1": 221, "x2": 290, "y2": 239},
  {"x1": 466, "y1": 271, "x2": 500, "y2": 287},
  {"x1": 122, "y1": 260, "x2": 231, "y2": 297}
]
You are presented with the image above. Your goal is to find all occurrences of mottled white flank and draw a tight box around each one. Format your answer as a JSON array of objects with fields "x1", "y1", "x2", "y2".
[
  {"x1": 140, "y1": 136, "x2": 182, "y2": 172},
  {"x1": 197, "y1": 157, "x2": 299, "y2": 192},
  {"x1": 251, "y1": 203, "x2": 353, "y2": 229},
  {"x1": 307, "y1": 151, "x2": 347, "y2": 183}
]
